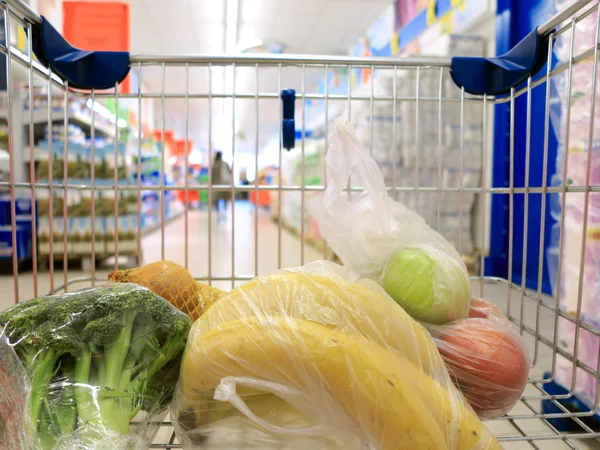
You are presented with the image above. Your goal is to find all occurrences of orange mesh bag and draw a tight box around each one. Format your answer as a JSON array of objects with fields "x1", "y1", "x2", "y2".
[{"x1": 109, "y1": 261, "x2": 199, "y2": 319}]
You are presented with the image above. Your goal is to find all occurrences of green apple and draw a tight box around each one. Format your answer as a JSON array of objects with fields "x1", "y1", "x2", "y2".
[{"x1": 382, "y1": 247, "x2": 470, "y2": 324}]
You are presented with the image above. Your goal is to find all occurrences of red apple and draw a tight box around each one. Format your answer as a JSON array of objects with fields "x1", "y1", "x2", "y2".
[{"x1": 433, "y1": 318, "x2": 530, "y2": 418}]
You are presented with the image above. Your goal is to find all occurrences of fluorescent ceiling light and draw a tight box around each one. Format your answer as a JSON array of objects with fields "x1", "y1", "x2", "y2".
[
  {"x1": 203, "y1": 0, "x2": 225, "y2": 22},
  {"x1": 189, "y1": 150, "x2": 204, "y2": 165},
  {"x1": 86, "y1": 99, "x2": 129, "y2": 130},
  {"x1": 86, "y1": 99, "x2": 111, "y2": 120},
  {"x1": 225, "y1": 0, "x2": 239, "y2": 53}
]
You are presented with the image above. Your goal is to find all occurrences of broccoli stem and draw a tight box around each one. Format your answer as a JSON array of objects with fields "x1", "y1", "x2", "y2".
[
  {"x1": 56, "y1": 382, "x2": 77, "y2": 437},
  {"x1": 37, "y1": 399, "x2": 59, "y2": 450},
  {"x1": 120, "y1": 321, "x2": 155, "y2": 388},
  {"x1": 74, "y1": 344, "x2": 97, "y2": 424},
  {"x1": 28, "y1": 348, "x2": 59, "y2": 432},
  {"x1": 98, "y1": 310, "x2": 137, "y2": 434},
  {"x1": 55, "y1": 363, "x2": 77, "y2": 437}
]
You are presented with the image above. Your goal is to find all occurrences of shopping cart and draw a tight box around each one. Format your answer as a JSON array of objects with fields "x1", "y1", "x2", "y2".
[{"x1": 0, "y1": 0, "x2": 599, "y2": 447}]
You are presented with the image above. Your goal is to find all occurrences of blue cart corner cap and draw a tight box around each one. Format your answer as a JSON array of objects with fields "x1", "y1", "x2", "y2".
[
  {"x1": 450, "y1": 28, "x2": 551, "y2": 96},
  {"x1": 31, "y1": 16, "x2": 130, "y2": 90}
]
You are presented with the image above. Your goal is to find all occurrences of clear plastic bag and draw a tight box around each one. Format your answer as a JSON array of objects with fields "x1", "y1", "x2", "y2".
[
  {"x1": 309, "y1": 119, "x2": 471, "y2": 325},
  {"x1": 426, "y1": 297, "x2": 530, "y2": 418},
  {"x1": 172, "y1": 261, "x2": 501, "y2": 449},
  {"x1": 0, "y1": 330, "x2": 28, "y2": 449},
  {"x1": 0, "y1": 283, "x2": 191, "y2": 450}
]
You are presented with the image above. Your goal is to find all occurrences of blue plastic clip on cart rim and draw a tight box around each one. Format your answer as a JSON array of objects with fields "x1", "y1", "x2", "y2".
[
  {"x1": 30, "y1": 16, "x2": 130, "y2": 90},
  {"x1": 450, "y1": 28, "x2": 552, "y2": 96},
  {"x1": 281, "y1": 89, "x2": 296, "y2": 151}
]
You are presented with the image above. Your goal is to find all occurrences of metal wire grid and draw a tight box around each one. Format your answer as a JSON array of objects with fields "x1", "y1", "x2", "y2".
[{"x1": 0, "y1": 0, "x2": 599, "y2": 447}]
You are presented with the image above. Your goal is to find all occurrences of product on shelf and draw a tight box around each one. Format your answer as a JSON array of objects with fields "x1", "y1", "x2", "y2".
[
  {"x1": 0, "y1": 197, "x2": 34, "y2": 262},
  {"x1": 349, "y1": 35, "x2": 485, "y2": 256},
  {"x1": 35, "y1": 140, "x2": 128, "y2": 182},
  {"x1": 548, "y1": 3, "x2": 600, "y2": 409},
  {"x1": 269, "y1": 140, "x2": 326, "y2": 249},
  {"x1": 131, "y1": 138, "x2": 184, "y2": 232}
]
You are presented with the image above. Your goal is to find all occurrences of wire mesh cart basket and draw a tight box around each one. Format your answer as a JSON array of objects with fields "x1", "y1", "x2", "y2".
[{"x1": 0, "y1": 0, "x2": 600, "y2": 448}]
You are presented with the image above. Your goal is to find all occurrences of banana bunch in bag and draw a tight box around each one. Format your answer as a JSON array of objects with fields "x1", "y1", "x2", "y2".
[{"x1": 171, "y1": 262, "x2": 501, "y2": 450}]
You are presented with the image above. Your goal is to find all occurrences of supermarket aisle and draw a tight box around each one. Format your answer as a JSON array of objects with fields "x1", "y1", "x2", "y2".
[
  {"x1": 143, "y1": 201, "x2": 323, "y2": 291},
  {"x1": 0, "y1": 202, "x2": 322, "y2": 310}
]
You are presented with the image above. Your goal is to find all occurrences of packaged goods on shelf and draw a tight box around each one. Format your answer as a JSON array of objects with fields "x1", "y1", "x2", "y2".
[
  {"x1": 37, "y1": 212, "x2": 139, "y2": 256},
  {"x1": 35, "y1": 141, "x2": 129, "y2": 181},
  {"x1": 33, "y1": 134, "x2": 138, "y2": 259},
  {"x1": 341, "y1": 36, "x2": 485, "y2": 257},
  {"x1": 270, "y1": 140, "x2": 325, "y2": 246},
  {"x1": 555, "y1": 315, "x2": 600, "y2": 410},
  {"x1": 0, "y1": 197, "x2": 34, "y2": 262},
  {"x1": 548, "y1": 3, "x2": 600, "y2": 408}
]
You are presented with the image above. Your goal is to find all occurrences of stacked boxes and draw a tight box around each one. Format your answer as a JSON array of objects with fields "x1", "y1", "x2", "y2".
[
  {"x1": 550, "y1": 6, "x2": 600, "y2": 408},
  {"x1": 352, "y1": 35, "x2": 485, "y2": 255},
  {"x1": 0, "y1": 197, "x2": 34, "y2": 262},
  {"x1": 35, "y1": 141, "x2": 139, "y2": 259},
  {"x1": 36, "y1": 191, "x2": 139, "y2": 257}
]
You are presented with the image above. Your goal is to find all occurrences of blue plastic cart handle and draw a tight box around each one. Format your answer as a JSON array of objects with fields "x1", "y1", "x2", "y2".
[
  {"x1": 281, "y1": 89, "x2": 296, "y2": 150},
  {"x1": 450, "y1": 28, "x2": 552, "y2": 96},
  {"x1": 31, "y1": 16, "x2": 130, "y2": 90}
]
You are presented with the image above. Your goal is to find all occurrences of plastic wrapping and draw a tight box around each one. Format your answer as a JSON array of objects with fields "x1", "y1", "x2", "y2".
[
  {"x1": 0, "y1": 283, "x2": 191, "y2": 450},
  {"x1": 426, "y1": 298, "x2": 530, "y2": 418},
  {"x1": 309, "y1": 119, "x2": 471, "y2": 325},
  {"x1": 172, "y1": 261, "x2": 501, "y2": 449},
  {"x1": 0, "y1": 330, "x2": 28, "y2": 448}
]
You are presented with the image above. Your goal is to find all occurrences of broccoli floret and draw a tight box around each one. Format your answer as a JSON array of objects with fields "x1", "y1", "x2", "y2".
[{"x1": 0, "y1": 283, "x2": 191, "y2": 449}]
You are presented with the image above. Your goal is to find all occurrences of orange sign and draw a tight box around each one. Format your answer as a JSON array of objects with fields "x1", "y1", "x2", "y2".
[
  {"x1": 174, "y1": 140, "x2": 193, "y2": 157},
  {"x1": 63, "y1": 1, "x2": 130, "y2": 93}
]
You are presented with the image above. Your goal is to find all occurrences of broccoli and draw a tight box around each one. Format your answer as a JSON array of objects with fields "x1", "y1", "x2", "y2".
[{"x1": 0, "y1": 283, "x2": 191, "y2": 449}]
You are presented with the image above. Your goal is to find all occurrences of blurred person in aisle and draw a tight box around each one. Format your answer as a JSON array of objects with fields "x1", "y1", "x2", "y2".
[
  {"x1": 211, "y1": 151, "x2": 231, "y2": 221},
  {"x1": 238, "y1": 167, "x2": 250, "y2": 201}
]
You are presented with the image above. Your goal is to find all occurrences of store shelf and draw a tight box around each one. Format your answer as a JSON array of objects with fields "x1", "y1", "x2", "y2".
[
  {"x1": 141, "y1": 208, "x2": 185, "y2": 237},
  {"x1": 0, "y1": 108, "x2": 116, "y2": 139},
  {"x1": 23, "y1": 109, "x2": 116, "y2": 138}
]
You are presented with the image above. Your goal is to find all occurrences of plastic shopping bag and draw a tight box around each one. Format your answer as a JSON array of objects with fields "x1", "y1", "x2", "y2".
[
  {"x1": 309, "y1": 119, "x2": 471, "y2": 325},
  {"x1": 0, "y1": 283, "x2": 191, "y2": 450},
  {"x1": 425, "y1": 296, "x2": 530, "y2": 418},
  {"x1": 171, "y1": 261, "x2": 501, "y2": 449}
]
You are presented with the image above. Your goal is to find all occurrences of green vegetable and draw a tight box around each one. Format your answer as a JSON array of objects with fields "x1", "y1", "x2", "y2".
[
  {"x1": 0, "y1": 283, "x2": 191, "y2": 449},
  {"x1": 382, "y1": 247, "x2": 470, "y2": 324}
]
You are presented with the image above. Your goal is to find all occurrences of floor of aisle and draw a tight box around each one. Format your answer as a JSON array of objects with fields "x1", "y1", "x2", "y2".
[
  {"x1": 0, "y1": 202, "x2": 323, "y2": 310},
  {"x1": 2, "y1": 202, "x2": 600, "y2": 449}
]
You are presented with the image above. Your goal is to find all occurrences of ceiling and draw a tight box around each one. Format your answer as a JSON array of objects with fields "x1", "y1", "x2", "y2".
[
  {"x1": 126, "y1": 0, "x2": 392, "y2": 156},
  {"x1": 129, "y1": 0, "x2": 391, "y2": 55}
]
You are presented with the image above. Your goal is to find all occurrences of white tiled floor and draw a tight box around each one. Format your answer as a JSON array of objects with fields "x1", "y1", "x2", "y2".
[{"x1": 1, "y1": 202, "x2": 600, "y2": 449}]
